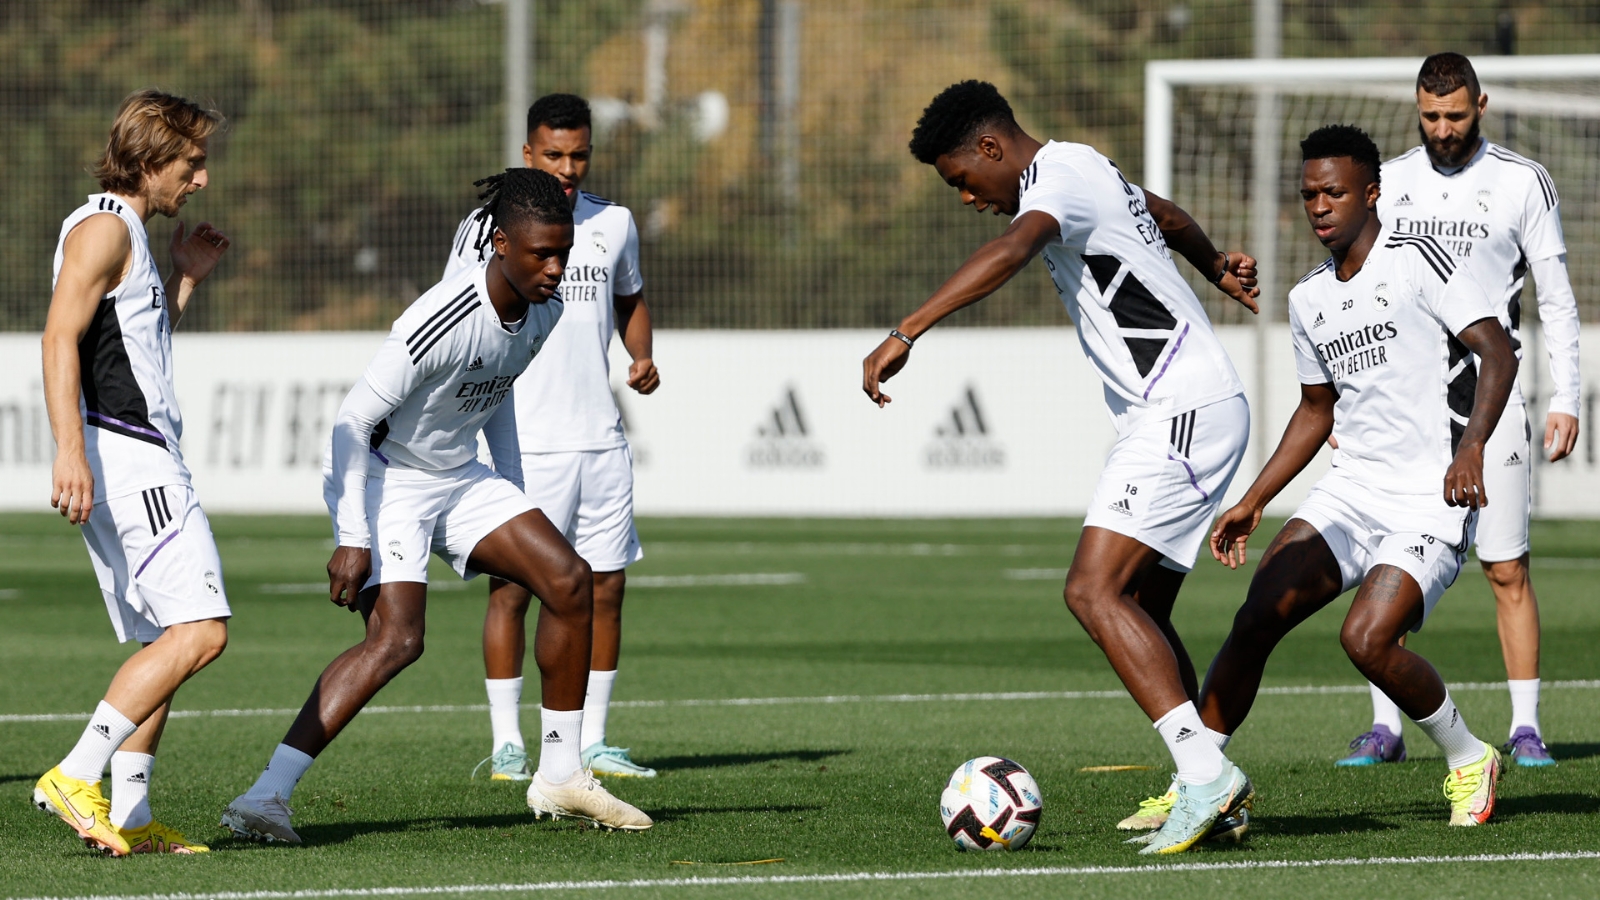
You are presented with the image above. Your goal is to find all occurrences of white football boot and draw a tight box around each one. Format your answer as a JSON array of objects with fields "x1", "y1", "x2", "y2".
[
  {"x1": 220, "y1": 793, "x2": 302, "y2": 843},
  {"x1": 526, "y1": 769, "x2": 652, "y2": 831}
]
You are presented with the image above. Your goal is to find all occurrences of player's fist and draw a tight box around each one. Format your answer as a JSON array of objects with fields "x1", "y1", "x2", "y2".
[
  {"x1": 626, "y1": 357, "x2": 660, "y2": 395},
  {"x1": 863, "y1": 337, "x2": 911, "y2": 407},
  {"x1": 51, "y1": 451, "x2": 95, "y2": 525},
  {"x1": 1443, "y1": 442, "x2": 1487, "y2": 509},
  {"x1": 327, "y1": 546, "x2": 372, "y2": 611},
  {"x1": 1209, "y1": 502, "x2": 1261, "y2": 569},
  {"x1": 1218, "y1": 251, "x2": 1260, "y2": 314},
  {"x1": 170, "y1": 221, "x2": 230, "y2": 286}
]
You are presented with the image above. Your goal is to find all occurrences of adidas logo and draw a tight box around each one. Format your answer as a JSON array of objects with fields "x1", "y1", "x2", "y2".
[
  {"x1": 126, "y1": 772, "x2": 147, "y2": 783},
  {"x1": 543, "y1": 730, "x2": 562, "y2": 744},
  {"x1": 1504, "y1": 451, "x2": 1523, "y2": 467},
  {"x1": 1395, "y1": 193, "x2": 1413, "y2": 206},
  {"x1": 93, "y1": 724, "x2": 111, "y2": 739},
  {"x1": 1405, "y1": 544, "x2": 1426, "y2": 561},
  {"x1": 1312, "y1": 311, "x2": 1325, "y2": 328},
  {"x1": 1174, "y1": 726, "x2": 1198, "y2": 743},
  {"x1": 465, "y1": 355, "x2": 484, "y2": 371},
  {"x1": 1107, "y1": 498, "x2": 1133, "y2": 516}
]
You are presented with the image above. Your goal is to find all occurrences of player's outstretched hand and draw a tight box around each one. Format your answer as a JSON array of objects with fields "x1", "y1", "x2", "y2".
[
  {"x1": 170, "y1": 221, "x2": 231, "y2": 286},
  {"x1": 51, "y1": 451, "x2": 95, "y2": 525},
  {"x1": 1443, "y1": 442, "x2": 1488, "y2": 509},
  {"x1": 327, "y1": 546, "x2": 372, "y2": 611},
  {"x1": 1209, "y1": 502, "x2": 1261, "y2": 569},
  {"x1": 1546, "y1": 412, "x2": 1579, "y2": 462},
  {"x1": 1219, "y1": 251, "x2": 1260, "y2": 315},
  {"x1": 627, "y1": 357, "x2": 660, "y2": 395},
  {"x1": 863, "y1": 337, "x2": 911, "y2": 407}
]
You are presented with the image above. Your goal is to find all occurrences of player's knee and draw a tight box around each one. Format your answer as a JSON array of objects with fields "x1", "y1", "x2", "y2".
[
  {"x1": 1338, "y1": 620, "x2": 1387, "y2": 671},
  {"x1": 168, "y1": 618, "x2": 229, "y2": 668},
  {"x1": 370, "y1": 625, "x2": 425, "y2": 669},
  {"x1": 1230, "y1": 596, "x2": 1288, "y2": 641},
  {"x1": 1061, "y1": 579, "x2": 1098, "y2": 621},
  {"x1": 1482, "y1": 558, "x2": 1528, "y2": 594},
  {"x1": 544, "y1": 556, "x2": 594, "y2": 616}
]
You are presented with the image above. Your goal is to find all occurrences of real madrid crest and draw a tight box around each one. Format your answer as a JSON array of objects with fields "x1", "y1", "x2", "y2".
[
  {"x1": 592, "y1": 231, "x2": 608, "y2": 255},
  {"x1": 1476, "y1": 190, "x2": 1492, "y2": 213},
  {"x1": 1372, "y1": 282, "x2": 1390, "y2": 310}
]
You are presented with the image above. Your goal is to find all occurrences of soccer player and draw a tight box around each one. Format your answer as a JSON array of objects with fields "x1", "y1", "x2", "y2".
[
  {"x1": 1200, "y1": 125, "x2": 1516, "y2": 827},
  {"x1": 36, "y1": 89, "x2": 231, "y2": 856},
  {"x1": 1336, "y1": 52, "x2": 1578, "y2": 769},
  {"x1": 221, "y1": 169, "x2": 652, "y2": 842},
  {"x1": 445, "y1": 94, "x2": 660, "y2": 781},
  {"x1": 863, "y1": 81, "x2": 1261, "y2": 854}
]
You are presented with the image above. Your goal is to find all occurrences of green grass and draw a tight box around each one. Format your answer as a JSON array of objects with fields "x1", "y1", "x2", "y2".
[{"x1": 1, "y1": 513, "x2": 1598, "y2": 899}]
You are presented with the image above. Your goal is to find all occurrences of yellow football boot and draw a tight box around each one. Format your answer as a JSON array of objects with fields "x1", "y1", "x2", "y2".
[{"x1": 33, "y1": 766, "x2": 130, "y2": 856}]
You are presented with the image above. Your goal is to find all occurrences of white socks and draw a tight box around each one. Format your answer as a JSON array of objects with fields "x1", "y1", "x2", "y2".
[
  {"x1": 1414, "y1": 693, "x2": 1485, "y2": 769},
  {"x1": 109, "y1": 751, "x2": 154, "y2": 830},
  {"x1": 1153, "y1": 702, "x2": 1227, "y2": 785},
  {"x1": 581, "y1": 670, "x2": 617, "y2": 750},
  {"x1": 245, "y1": 744, "x2": 315, "y2": 802},
  {"x1": 59, "y1": 701, "x2": 138, "y2": 783},
  {"x1": 485, "y1": 677, "x2": 526, "y2": 750},
  {"x1": 1207, "y1": 727, "x2": 1231, "y2": 751},
  {"x1": 1508, "y1": 678, "x2": 1541, "y2": 737},
  {"x1": 1369, "y1": 681, "x2": 1405, "y2": 735},
  {"x1": 538, "y1": 707, "x2": 583, "y2": 783}
]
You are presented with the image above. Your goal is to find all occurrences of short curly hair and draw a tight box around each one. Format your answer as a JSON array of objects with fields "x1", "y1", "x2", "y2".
[
  {"x1": 527, "y1": 93, "x2": 591, "y2": 135},
  {"x1": 908, "y1": 81, "x2": 1019, "y2": 165},
  {"x1": 1300, "y1": 124, "x2": 1381, "y2": 186},
  {"x1": 1417, "y1": 52, "x2": 1480, "y2": 102}
]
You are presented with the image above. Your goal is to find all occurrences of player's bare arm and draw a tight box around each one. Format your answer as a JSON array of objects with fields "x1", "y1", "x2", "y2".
[
  {"x1": 615, "y1": 290, "x2": 659, "y2": 394},
  {"x1": 862, "y1": 210, "x2": 1059, "y2": 406},
  {"x1": 1442, "y1": 317, "x2": 1516, "y2": 509},
  {"x1": 165, "y1": 220, "x2": 230, "y2": 328},
  {"x1": 1211, "y1": 382, "x2": 1338, "y2": 569},
  {"x1": 1143, "y1": 190, "x2": 1259, "y2": 313},
  {"x1": 42, "y1": 215, "x2": 133, "y2": 525}
]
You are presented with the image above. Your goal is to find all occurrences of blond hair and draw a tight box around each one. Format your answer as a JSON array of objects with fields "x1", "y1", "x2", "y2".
[{"x1": 92, "y1": 89, "x2": 224, "y2": 195}]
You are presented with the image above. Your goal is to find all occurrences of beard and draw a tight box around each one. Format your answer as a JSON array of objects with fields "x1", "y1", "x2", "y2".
[{"x1": 1420, "y1": 114, "x2": 1482, "y2": 169}]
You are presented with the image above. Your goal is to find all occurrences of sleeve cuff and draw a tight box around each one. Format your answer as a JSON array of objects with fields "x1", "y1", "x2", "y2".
[{"x1": 1548, "y1": 396, "x2": 1581, "y2": 419}]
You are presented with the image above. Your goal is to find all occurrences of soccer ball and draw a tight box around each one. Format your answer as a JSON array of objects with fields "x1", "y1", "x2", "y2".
[{"x1": 939, "y1": 756, "x2": 1042, "y2": 851}]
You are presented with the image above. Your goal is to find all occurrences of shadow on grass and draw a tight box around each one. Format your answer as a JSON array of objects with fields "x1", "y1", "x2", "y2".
[
  {"x1": 642, "y1": 749, "x2": 850, "y2": 771},
  {"x1": 1256, "y1": 812, "x2": 1400, "y2": 836},
  {"x1": 647, "y1": 803, "x2": 822, "y2": 824},
  {"x1": 1495, "y1": 792, "x2": 1600, "y2": 818},
  {"x1": 1548, "y1": 742, "x2": 1600, "y2": 762},
  {"x1": 0, "y1": 773, "x2": 39, "y2": 785}
]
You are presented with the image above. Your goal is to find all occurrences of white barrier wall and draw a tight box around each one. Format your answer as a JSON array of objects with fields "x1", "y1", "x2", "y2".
[{"x1": 0, "y1": 326, "x2": 1587, "y2": 516}]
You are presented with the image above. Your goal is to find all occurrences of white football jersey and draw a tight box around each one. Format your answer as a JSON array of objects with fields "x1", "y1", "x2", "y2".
[
  {"x1": 1015, "y1": 141, "x2": 1246, "y2": 434},
  {"x1": 362, "y1": 263, "x2": 563, "y2": 473},
  {"x1": 445, "y1": 191, "x2": 643, "y2": 452},
  {"x1": 52, "y1": 193, "x2": 190, "y2": 501},
  {"x1": 1379, "y1": 140, "x2": 1572, "y2": 407},
  {"x1": 1289, "y1": 229, "x2": 1499, "y2": 495}
]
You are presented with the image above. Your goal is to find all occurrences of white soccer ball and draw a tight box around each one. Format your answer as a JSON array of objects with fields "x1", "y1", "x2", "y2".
[{"x1": 939, "y1": 756, "x2": 1043, "y2": 851}]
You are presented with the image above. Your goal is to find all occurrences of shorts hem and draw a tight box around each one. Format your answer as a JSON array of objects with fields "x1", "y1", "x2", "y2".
[
  {"x1": 1473, "y1": 544, "x2": 1530, "y2": 565},
  {"x1": 1081, "y1": 516, "x2": 1197, "y2": 573}
]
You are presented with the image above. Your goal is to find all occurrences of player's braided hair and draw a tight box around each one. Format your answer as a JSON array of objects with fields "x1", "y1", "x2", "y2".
[
  {"x1": 1417, "y1": 52, "x2": 1481, "y2": 102},
  {"x1": 1300, "y1": 124, "x2": 1382, "y2": 187},
  {"x1": 908, "y1": 80, "x2": 1019, "y2": 165},
  {"x1": 467, "y1": 168, "x2": 573, "y2": 257}
]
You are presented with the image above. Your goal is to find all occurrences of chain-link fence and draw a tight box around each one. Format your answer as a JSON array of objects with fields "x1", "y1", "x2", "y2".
[{"x1": 4, "y1": 1, "x2": 1599, "y2": 331}]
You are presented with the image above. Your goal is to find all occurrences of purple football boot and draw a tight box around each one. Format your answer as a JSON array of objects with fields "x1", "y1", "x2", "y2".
[
  {"x1": 1505, "y1": 727, "x2": 1557, "y2": 768},
  {"x1": 1335, "y1": 724, "x2": 1407, "y2": 767}
]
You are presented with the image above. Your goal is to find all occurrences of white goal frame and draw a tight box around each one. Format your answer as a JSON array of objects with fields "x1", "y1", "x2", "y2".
[{"x1": 1143, "y1": 54, "x2": 1600, "y2": 476}]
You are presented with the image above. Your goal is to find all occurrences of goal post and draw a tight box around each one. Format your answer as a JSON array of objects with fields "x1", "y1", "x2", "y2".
[{"x1": 1145, "y1": 55, "x2": 1600, "y2": 503}]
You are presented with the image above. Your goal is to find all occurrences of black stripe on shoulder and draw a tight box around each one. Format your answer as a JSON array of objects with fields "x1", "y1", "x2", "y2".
[
  {"x1": 1296, "y1": 258, "x2": 1334, "y2": 286},
  {"x1": 1486, "y1": 147, "x2": 1556, "y2": 210},
  {"x1": 409, "y1": 295, "x2": 481, "y2": 364},
  {"x1": 406, "y1": 285, "x2": 477, "y2": 349},
  {"x1": 1386, "y1": 146, "x2": 1426, "y2": 166},
  {"x1": 579, "y1": 191, "x2": 617, "y2": 206},
  {"x1": 1385, "y1": 233, "x2": 1454, "y2": 283}
]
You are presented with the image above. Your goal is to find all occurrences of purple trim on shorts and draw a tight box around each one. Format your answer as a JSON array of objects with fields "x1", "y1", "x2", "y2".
[
  {"x1": 1143, "y1": 321, "x2": 1191, "y2": 400},
  {"x1": 86, "y1": 412, "x2": 168, "y2": 447},
  {"x1": 134, "y1": 528, "x2": 181, "y2": 577},
  {"x1": 369, "y1": 447, "x2": 389, "y2": 465},
  {"x1": 1168, "y1": 452, "x2": 1209, "y2": 502}
]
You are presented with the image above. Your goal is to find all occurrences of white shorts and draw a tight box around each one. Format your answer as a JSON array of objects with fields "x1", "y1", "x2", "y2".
[
  {"x1": 1476, "y1": 400, "x2": 1531, "y2": 563},
  {"x1": 521, "y1": 446, "x2": 643, "y2": 572},
  {"x1": 1083, "y1": 393, "x2": 1249, "y2": 572},
  {"x1": 1292, "y1": 469, "x2": 1475, "y2": 631},
  {"x1": 81, "y1": 484, "x2": 231, "y2": 643},
  {"x1": 364, "y1": 460, "x2": 535, "y2": 587}
]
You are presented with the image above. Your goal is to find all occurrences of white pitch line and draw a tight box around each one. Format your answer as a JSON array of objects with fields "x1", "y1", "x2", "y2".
[
  {"x1": 4, "y1": 681, "x2": 1598, "y2": 725},
  {"x1": 629, "y1": 573, "x2": 806, "y2": 588},
  {"x1": 13, "y1": 851, "x2": 1600, "y2": 900}
]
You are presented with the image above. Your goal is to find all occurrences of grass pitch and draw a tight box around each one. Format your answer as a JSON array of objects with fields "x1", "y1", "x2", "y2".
[{"x1": 2, "y1": 513, "x2": 1598, "y2": 899}]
